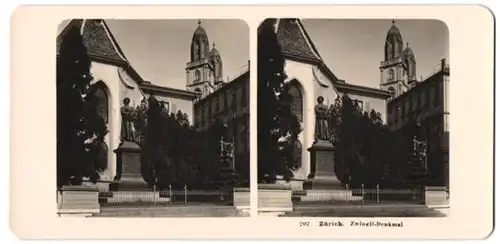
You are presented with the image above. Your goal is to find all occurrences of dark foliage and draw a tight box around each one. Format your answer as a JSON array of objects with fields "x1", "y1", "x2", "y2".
[
  {"x1": 257, "y1": 19, "x2": 302, "y2": 183},
  {"x1": 329, "y1": 94, "x2": 428, "y2": 189},
  {"x1": 56, "y1": 26, "x2": 108, "y2": 188},
  {"x1": 213, "y1": 143, "x2": 240, "y2": 190},
  {"x1": 135, "y1": 96, "x2": 233, "y2": 190}
]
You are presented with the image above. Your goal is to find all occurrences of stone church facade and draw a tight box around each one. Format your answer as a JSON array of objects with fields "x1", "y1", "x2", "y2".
[
  {"x1": 56, "y1": 19, "x2": 197, "y2": 183},
  {"x1": 268, "y1": 19, "x2": 392, "y2": 185}
]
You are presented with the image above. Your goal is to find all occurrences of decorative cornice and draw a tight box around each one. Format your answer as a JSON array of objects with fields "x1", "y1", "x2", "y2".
[
  {"x1": 335, "y1": 82, "x2": 392, "y2": 99},
  {"x1": 141, "y1": 83, "x2": 197, "y2": 100}
]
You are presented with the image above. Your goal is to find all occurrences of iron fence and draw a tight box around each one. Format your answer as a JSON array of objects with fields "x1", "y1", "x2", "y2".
[
  {"x1": 292, "y1": 186, "x2": 425, "y2": 206},
  {"x1": 98, "y1": 188, "x2": 235, "y2": 207}
]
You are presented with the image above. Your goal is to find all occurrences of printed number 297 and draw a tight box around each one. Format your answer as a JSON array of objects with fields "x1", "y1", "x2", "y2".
[{"x1": 299, "y1": 221, "x2": 310, "y2": 227}]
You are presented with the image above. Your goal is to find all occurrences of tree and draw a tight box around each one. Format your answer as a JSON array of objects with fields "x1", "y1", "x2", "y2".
[
  {"x1": 213, "y1": 140, "x2": 239, "y2": 189},
  {"x1": 257, "y1": 19, "x2": 302, "y2": 183},
  {"x1": 329, "y1": 94, "x2": 390, "y2": 187},
  {"x1": 134, "y1": 96, "x2": 206, "y2": 190},
  {"x1": 57, "y1": 26, "x2": 108, "y2": 187}
]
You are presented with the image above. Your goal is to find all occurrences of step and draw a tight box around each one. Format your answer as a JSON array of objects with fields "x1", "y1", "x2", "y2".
[{"x1": 105, "y1": 191, "x2": 170, "y2": 204}]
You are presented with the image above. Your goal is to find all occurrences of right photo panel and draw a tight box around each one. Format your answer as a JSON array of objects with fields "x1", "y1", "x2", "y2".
[{"x1": 257, "y1": 18, "x2": 450, "y2": 217}]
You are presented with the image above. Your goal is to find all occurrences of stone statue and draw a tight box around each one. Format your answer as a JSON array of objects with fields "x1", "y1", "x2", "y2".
[
  {"x1": 120, "y1": 97, "x2": 136, "y2": 143},
  {"x1": 314, "y1": 96, "x2": 330, "y2": 142}
]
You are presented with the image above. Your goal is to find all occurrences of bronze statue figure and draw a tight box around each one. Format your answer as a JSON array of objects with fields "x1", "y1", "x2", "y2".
[
  {"x1": 314, "y1": 96, "x2": 330, "y2": 142},
  {"x1": 120, "y1": 97, "x2": 137, "y2": 143}
]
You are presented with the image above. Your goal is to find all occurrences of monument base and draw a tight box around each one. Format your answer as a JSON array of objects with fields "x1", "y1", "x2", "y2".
[
  {"x1": 303, "y1": 177, "x2": 342, "y2": 190},
  {"x1": 304, "y1": 140, "x2": 343, "y2": 190},
  {"x1": 112, "y1": 141, "x2": 149, "y2": 191},
  {"x1": 110, "y1": 175, "x2": 149, "y2": 191}
]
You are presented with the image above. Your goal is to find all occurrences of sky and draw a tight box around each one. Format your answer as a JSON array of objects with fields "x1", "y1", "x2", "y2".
[
  {"x1": 301, "y1": 19, "x2": 449, "y2": 89},
  {"x1": 58, "y1": 19, "x2": 250, "y2": 90}
]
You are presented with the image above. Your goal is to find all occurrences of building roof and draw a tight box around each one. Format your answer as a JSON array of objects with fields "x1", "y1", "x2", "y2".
[
  {"x1": 273, "y1": 18, "x2": 390, "y2": 99},
  {"x1": 386, "y1": 20, "x2": 403, "y2": 41},
  {"x1": 275, "y1": 18, "x2": 323, "y2": 64},
  {"x1": 192, "y1": 20, "x2": 208, "y2": 40},
  {"x1": 57, "y1": 19, "x2": 128, "y2": 65},
  {"x1": 210, "y1": 43, "x2": 220, "y2": 57},
  {"x1": 57, "y1": 19, "x2": 194, "y2": 99}
]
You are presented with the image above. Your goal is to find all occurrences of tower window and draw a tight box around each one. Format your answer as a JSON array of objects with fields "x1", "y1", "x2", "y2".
[
  {"x1": 194, "y1": 70, "x2": 200, "y2": 82},
  {"x1": 198, "y1": 40, "x2": 203, "y2": 60},
  {"x1": 388, "y1": 69, "x2": 394, "y2": 80},
  {"x1": 387, "y1": 42, "x2": 393, "y2": 60}
]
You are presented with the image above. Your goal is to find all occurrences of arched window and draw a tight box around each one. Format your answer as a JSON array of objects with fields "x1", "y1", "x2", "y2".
[
  {"x1": 95, "y1": 84, "x2": 108, "y2": 124},
  {"x1": 216, "y1": 59, "x2": 223, "y2": 79},
  {"x1": 288, "y1": 84, "x2": 303, "y2": 122},
  {"x1": 293, "y1": 139, "x2": 302, "y2": 167},
  {"x1": 95, "y1": 141, "x2": 108, "y2": 170},
  {"x1": 198, "y1": 40, "x2": 202, "y2": 60},
  {"x1": 387, "y1": 42, "x2": 393, "y2": 59},
  {"x1": 388, "y1": 69, "x2": 394, "y2": 80}
]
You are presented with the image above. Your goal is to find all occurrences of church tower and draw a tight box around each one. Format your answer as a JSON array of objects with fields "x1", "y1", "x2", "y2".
[
  {"x1": 209, "y1": 42, "x2": 224, "y2": 88},
  {"x1": 379, "y1": 20, "x2": 412, "y2": 98},
  {"x1": 186, "y1": 20, "x2": 216, "y2": 98},
  {"x1": 402, "y1": 42, "x2": 417, "y2": 87}
]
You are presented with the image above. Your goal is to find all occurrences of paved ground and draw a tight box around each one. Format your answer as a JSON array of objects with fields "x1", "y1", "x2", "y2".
[
  {"x1": 281, "y1": 204, "x2": 448, "y2": 217},
  {"x1": 92, "y1": 205, "x2": 249, "y2": 218}
]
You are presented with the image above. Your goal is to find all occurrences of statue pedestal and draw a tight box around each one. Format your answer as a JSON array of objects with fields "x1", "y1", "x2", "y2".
[
  {"x1": 303, "y1": 140, "x2": 342, "y2": 189},
  {"x1": 111, "y1": 141, "x2": 148, "y2": 191}
]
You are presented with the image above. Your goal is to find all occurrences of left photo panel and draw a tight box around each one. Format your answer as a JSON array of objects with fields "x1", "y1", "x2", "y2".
[{"x1": 56, "y1": 19, "x2": 250, "y2": 217}]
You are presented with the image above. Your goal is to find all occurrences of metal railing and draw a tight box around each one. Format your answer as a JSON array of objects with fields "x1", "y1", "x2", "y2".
[
  {"x1": 291, "y1": 185, "x2": 425, "y2": 206},
  {"x1": 419, "y1": 61, "x2": 450, "y2": 82},
  {"x1": 99, "y1": 186, "x2": 234, "y2": 208},
  {"x1": 226, "y1": 63, "x2": 249, "y2": 83}
]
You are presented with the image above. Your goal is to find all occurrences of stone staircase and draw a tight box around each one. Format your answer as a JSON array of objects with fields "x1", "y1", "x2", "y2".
[
  {"x1": 92, "y1": 205, "x2": 248, "y2": 218},
  {"x1": 292, "y1": 189, "x2": 363, "y2": 203}
]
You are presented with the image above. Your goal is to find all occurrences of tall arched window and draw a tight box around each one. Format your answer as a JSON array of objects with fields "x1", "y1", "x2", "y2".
[
  {"x1": 216, "y1": 59, "x2": 223, "y2": 79},
  {"x1": 198, "y1": 40, "x2": 203, "y2": 60},
  {"x1": 194, "y1": 70, "x2": 201, "y2": 81},
  {"x1": 293, "y1": 139, "x2": 302, "y2": 167},
  {"x1": 387, "y1": 42, "x2": 393, "y2": 59},
  {"x1": 288, "y1": 84, "x2": 303, "y2": 122},
  {"x1": 95, "y1": 141, "x2": 108, "y2": 170},
  {"x1": 95, "y1": 84, "x2": 108, "y2": 124}
]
